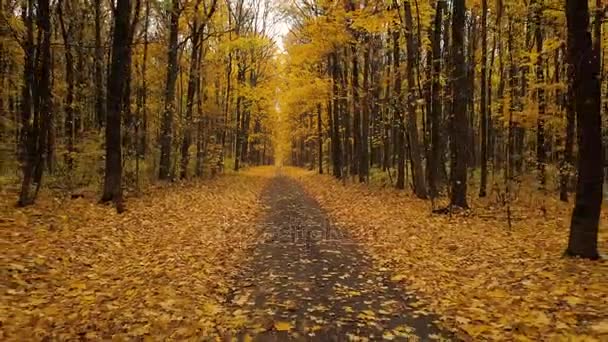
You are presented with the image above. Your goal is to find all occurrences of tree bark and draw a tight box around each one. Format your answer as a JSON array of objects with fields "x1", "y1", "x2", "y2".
[
  {"x1": 100, "y1": 0, "x2": 132, "y2": 212},
  {"x1": 534, "y1": 0, "x2": 547, "y2": 189},
  {"x1": 404, "y1": 1, "x2": 427, "y2": 198},
  {"x1": 393, "y1": 8, "x2": 406, "y2": 190},
  {"x1": 565, "y1": 0, "x2": 603, "y2": 260},
  {"x1": 159, "y1": 0, "x2": 180, "y2": 180},
  {"x1": 94, "y1": 0, "x2": 105, "y2": 128},
  {"x1": 479, "y1": 0, "x2": 489, "y2": 197},
  {"x1": 450, "y1": 0, "x2": 468, "y2": 208},
  {"x1": 429, "y1": 0, "x2": 445, "y2": 197}
]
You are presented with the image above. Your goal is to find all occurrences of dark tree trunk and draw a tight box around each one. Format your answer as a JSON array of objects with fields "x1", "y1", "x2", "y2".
[
  {"x1": 565, "y1": 0, "x2": 603, "y2": 260},
  {"x1": 58, "y1": 0, "x2": 75, "y2": 171},
  {"x1": 534, "y1": 0, "x2": 547, "y2": 189},
  {"x1": 404, "y1": 1, "x2": 427, "y2": 198},
  {"x1": 351, "y1": 43, "x2": 361, "y2": 178},
  {"x1": 360, "y1": 36, "x2": 370, "y2": 182},
  {"x1": 19, "y1": 0, "x2": 52, "y2": 206},
  {"x1": 180, "y1": 9, "x2": 203, "y2": 180},
  {"x1": 393, "y1": 10, "x2": 406, "y2": 190},
  {"x1": 429, "y1": 0, "x2": 445, "y2": 197},
  {"x1": 159, "y1": 0, "x2": 180, "y2": 180},
  {"x1": 100, "y1": 0, "x2": 132, "y2": 212},
  {"x1": 94, "y1": 0, "x2": 105, "y2": 128},
  {"x1": 450, "y1": 0, "x2": 468, "y2": 208},
  {"x1": 330, "y1": 53, "x2": 342, "y2": 178},
  {"x1": 139, "y1": 0, "x2": 150, "y2": 157},
  {"x1": 479, "y1": 0, "x2": 489, "y2": 197},
  {"x1": 317, "y1": 103, "x2": 323, "y2": 174}
]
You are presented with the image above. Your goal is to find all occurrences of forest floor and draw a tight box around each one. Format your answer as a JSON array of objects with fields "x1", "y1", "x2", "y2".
[{"x1": 1, "y1": 166, "x2": 607, "y2": 340}]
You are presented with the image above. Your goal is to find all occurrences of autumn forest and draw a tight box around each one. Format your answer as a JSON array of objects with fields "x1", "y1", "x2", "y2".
[{"x1": 1, "y1": 0, "x2": 607, "y2": 340}]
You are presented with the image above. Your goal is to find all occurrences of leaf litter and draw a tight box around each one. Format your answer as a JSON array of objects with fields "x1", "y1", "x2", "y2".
[
  {"x1": 288, "y1": 167, "x2": 608, "y2": 340},
  {"x1": 1, "y1": 168, "x2": 274, "y2": 340}
]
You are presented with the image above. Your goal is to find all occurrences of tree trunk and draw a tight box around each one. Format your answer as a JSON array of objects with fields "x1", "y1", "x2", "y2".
[
  {"x1": 330, "y1": 53, "x2": 342, "y2": 178},
  {"x1": 565, "y1": 0, "x2": 603, "y2": 260},
  {"x1": 393, "y1": 11, "x2": 406, "y2": 190},
  {"x1": 479, "y1": 0, "x2": 489, "y2": 197},
  {"x1": 360, "y1": 36, "x2": 370, "y2": 182},
  {"x1": 180, "y1": 11, "x2": 203, "y2": 179},
  {"x1": 351, "y1": 42, "x2": 361, "y2": 178},
  {"x1": 94, "y1": 0, "x2": 105, "y2": 128},
  {"x1": 450, "y1": 0, "x2": 468, "y2": 208},
  {"x1": 159, "y1": 0, "x2": 180, "y2": 180},
  {"x1": 18, "y1": 0, "x2": 52, "y2": 206},
  {"x1": 535, "y1": 0, "x2": 547, "y2": 189},
  {"x1": 317, "y1": 103, "x2": 323, "y2": 174},
  {"x1": 58, "y1": 0, "x2": 75, "y2": 172},
  {"x1": 100, "y1": 0, "x2": 132, "y2": 212},
  {"x1": 404, "y1": 1, "x2": 427, "y2": 198},
  {"x1": 429, "y1": 0, "x2": 445, "y2": 197}
]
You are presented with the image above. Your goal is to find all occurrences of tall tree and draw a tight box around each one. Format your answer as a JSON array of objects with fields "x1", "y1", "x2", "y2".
[
  {"x1": 479, "y1": 0, "x2": 488, "y2": 197},
  {"x1": 450, "y1": 0, "x2": 468, "y2": 208},
  {"x1": 101, "y1": 0, "x2": 133, "y2": 211},
  {"x1": 428, "y1": 0, "x2": 445, "y2": 198},
  {"x1": 403, "y1": 1, "x2": 426, "y2": 198},
  {"x1": 393, "y1": 3, "x2": 406, "y2": 190},
  {"x1": 94, "y1": 0, "x2": 105, "y2": 128},
  {"x1": 564, "y1": 0, "x2": 603, "y2": 259},
  {"x1": 534, "y1": 0, "x2": 547, "y2": 190},
  {"x1": 18, "y1": 0, "x2": 52, "y2": 206},
  {"x1": 159, "y1": 0, "x2": 181, "y2": 180}
]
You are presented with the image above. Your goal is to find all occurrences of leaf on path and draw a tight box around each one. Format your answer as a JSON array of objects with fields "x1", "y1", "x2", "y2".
[{"x1": 274, "y1": 321, "x2": 293, "y2": 331}]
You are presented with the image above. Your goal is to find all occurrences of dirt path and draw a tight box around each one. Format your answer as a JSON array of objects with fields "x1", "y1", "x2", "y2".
[{"x1": 226, "y1": 172, "x2": 449, "y2": 341}]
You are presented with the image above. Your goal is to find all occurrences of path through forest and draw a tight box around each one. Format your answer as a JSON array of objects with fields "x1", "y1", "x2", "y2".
[{"x1": 225, "y1": 171, "x2": 448, "y2": 340}]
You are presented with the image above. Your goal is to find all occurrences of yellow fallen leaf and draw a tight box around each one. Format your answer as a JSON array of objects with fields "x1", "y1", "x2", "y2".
[
  {"x1": 274, "y1": 321, "x2": 293, "y2": 331},
  {"x1": 591, "y1": 320, "x2": 608, "y2": 334},
  {"x1": 390, "y1": 274, "x2": 407, "y2": 282}
]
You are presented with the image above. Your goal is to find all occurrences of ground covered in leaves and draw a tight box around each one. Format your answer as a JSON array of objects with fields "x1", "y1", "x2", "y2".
[
  {"x1": 289, "y1": 168, "x2": 608, "y2": 340},
  {"x1": 3, "y1": 166, "x2": 607, "y2": 340},
  {"x1": 222, "y1": 174, "x2": 448, "y2": 341},
  {"x1": 1, "y1": 168, "x2": 273, "y2": 340}
]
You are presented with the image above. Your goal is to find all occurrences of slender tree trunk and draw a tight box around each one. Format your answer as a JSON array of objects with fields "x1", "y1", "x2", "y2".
[
  {"x1": 317, "y1": 103, "x2": 323, "y2": 174},
  {"x1": 429, "y1": 0, "x2": 445, "y2": 197},
  {"x1": 100, "y1": 0, "x2": 131, "y2": 212},
  {"x1": 404, "y1": 1, "x2": 427, "y2": 198},
  {"x1": 565, "y1": 0, "x2": 603, "y2": 260},
  {"x1": 58, "y1": 0, "x2": 75, "y2": 172},
  {"x1": 393, "y1": 10, "x2": 406, "y2": 190},
  {"x1": 535, "y1": 0, "x2": 547, "y2": 189},
  {"x1": 450, "y1": 0, "x2": 468, "y2": 208},
  {"x1": 351, "y1": 42, "x2": 361, "y2": 177},
  {"x1": 180, "y1": 11, "x2": 203, "y2": 179},
  {"x1": 159, "y1": 0, "x2": 180, "y2": 180},
  {"x1": 330, "y1": 53, "x2": 342, "y2": 178},
  {"x1": 19, "y1": 0, "x2": 52, "y2": 206},
  {"x1": 139, "y1": 0, "x2": 150, "y2": 157},
  {"x1": 94, "y1": 0, "x2": 105, "y2": 128},
  {"x1": 360, "y1": 36, "x2": 370, "y2": 182},
  {"x1": 479, "y1": 0, "x2": 489, "y2": 197}
]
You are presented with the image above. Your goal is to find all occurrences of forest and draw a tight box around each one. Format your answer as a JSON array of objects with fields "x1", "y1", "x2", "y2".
[{"x1": 1, "y1": 0, "x2": 607, "y2": 340}]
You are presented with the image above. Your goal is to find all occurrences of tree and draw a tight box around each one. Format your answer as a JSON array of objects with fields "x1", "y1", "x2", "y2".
[
  {"x1": 450, "y1": 0, "x2": 468, "y2": 208},
  {"x1": 479, "y1": 0, "x2": 488, "y2": 198},
  {"x1": 403, "y1": 0, "x2": 427, "y2": 199},
  {"x1": 428, "y1": 0, "x2": 446, "y2": 198},
  {"x1": 564, "y1": 0, "x2": 603, "y2": 260},
  {"x1": 101, "y1": 0, "x2": 133, "y2": 211},
  {"x1": 18, "y1": 0, "x2": 52, "y2": 206},
  {"x1": 159, "y1": 0, "x2": 181, "y2": 180}
]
